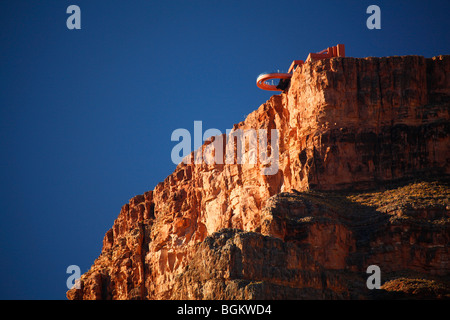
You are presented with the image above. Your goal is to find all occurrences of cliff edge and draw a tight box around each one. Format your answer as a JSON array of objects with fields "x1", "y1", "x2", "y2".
[{"x1": 67, "y1": 55, "x2": 450, "y2": 300}]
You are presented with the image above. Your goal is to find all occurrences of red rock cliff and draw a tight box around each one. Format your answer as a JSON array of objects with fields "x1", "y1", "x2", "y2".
[{"x1": 67, "y1": 55, "x2": 450, "y2": 300}]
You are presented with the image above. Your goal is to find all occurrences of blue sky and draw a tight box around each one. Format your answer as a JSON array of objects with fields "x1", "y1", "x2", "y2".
[{"x1": 0, "y1": 0, "x2": 449, "y2": 299}]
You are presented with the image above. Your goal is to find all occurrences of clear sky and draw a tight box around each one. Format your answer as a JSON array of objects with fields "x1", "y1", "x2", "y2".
[{"x1": 0, "y1": 0, "x2": 449, "y2": 299}]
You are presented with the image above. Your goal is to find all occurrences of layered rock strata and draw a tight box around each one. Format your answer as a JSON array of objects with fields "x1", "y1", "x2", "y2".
[{"x1": 67, "y1": 55, "x2": 450, "y2": 300}]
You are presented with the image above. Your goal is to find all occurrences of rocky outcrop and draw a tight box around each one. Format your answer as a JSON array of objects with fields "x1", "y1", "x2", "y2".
[{"x1": 67, "y1": 55, "x2": 450, "y2": 300}]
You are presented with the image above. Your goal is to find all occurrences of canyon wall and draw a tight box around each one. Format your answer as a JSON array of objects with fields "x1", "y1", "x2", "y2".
[{"x1": 67, "y1": 55, "x2": 450, "y2": 300}]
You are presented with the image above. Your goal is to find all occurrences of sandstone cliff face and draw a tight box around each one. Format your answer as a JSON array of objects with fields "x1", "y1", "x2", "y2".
[{"x1": 67, "y1": 55, "x2": 450, "y2": 300}]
